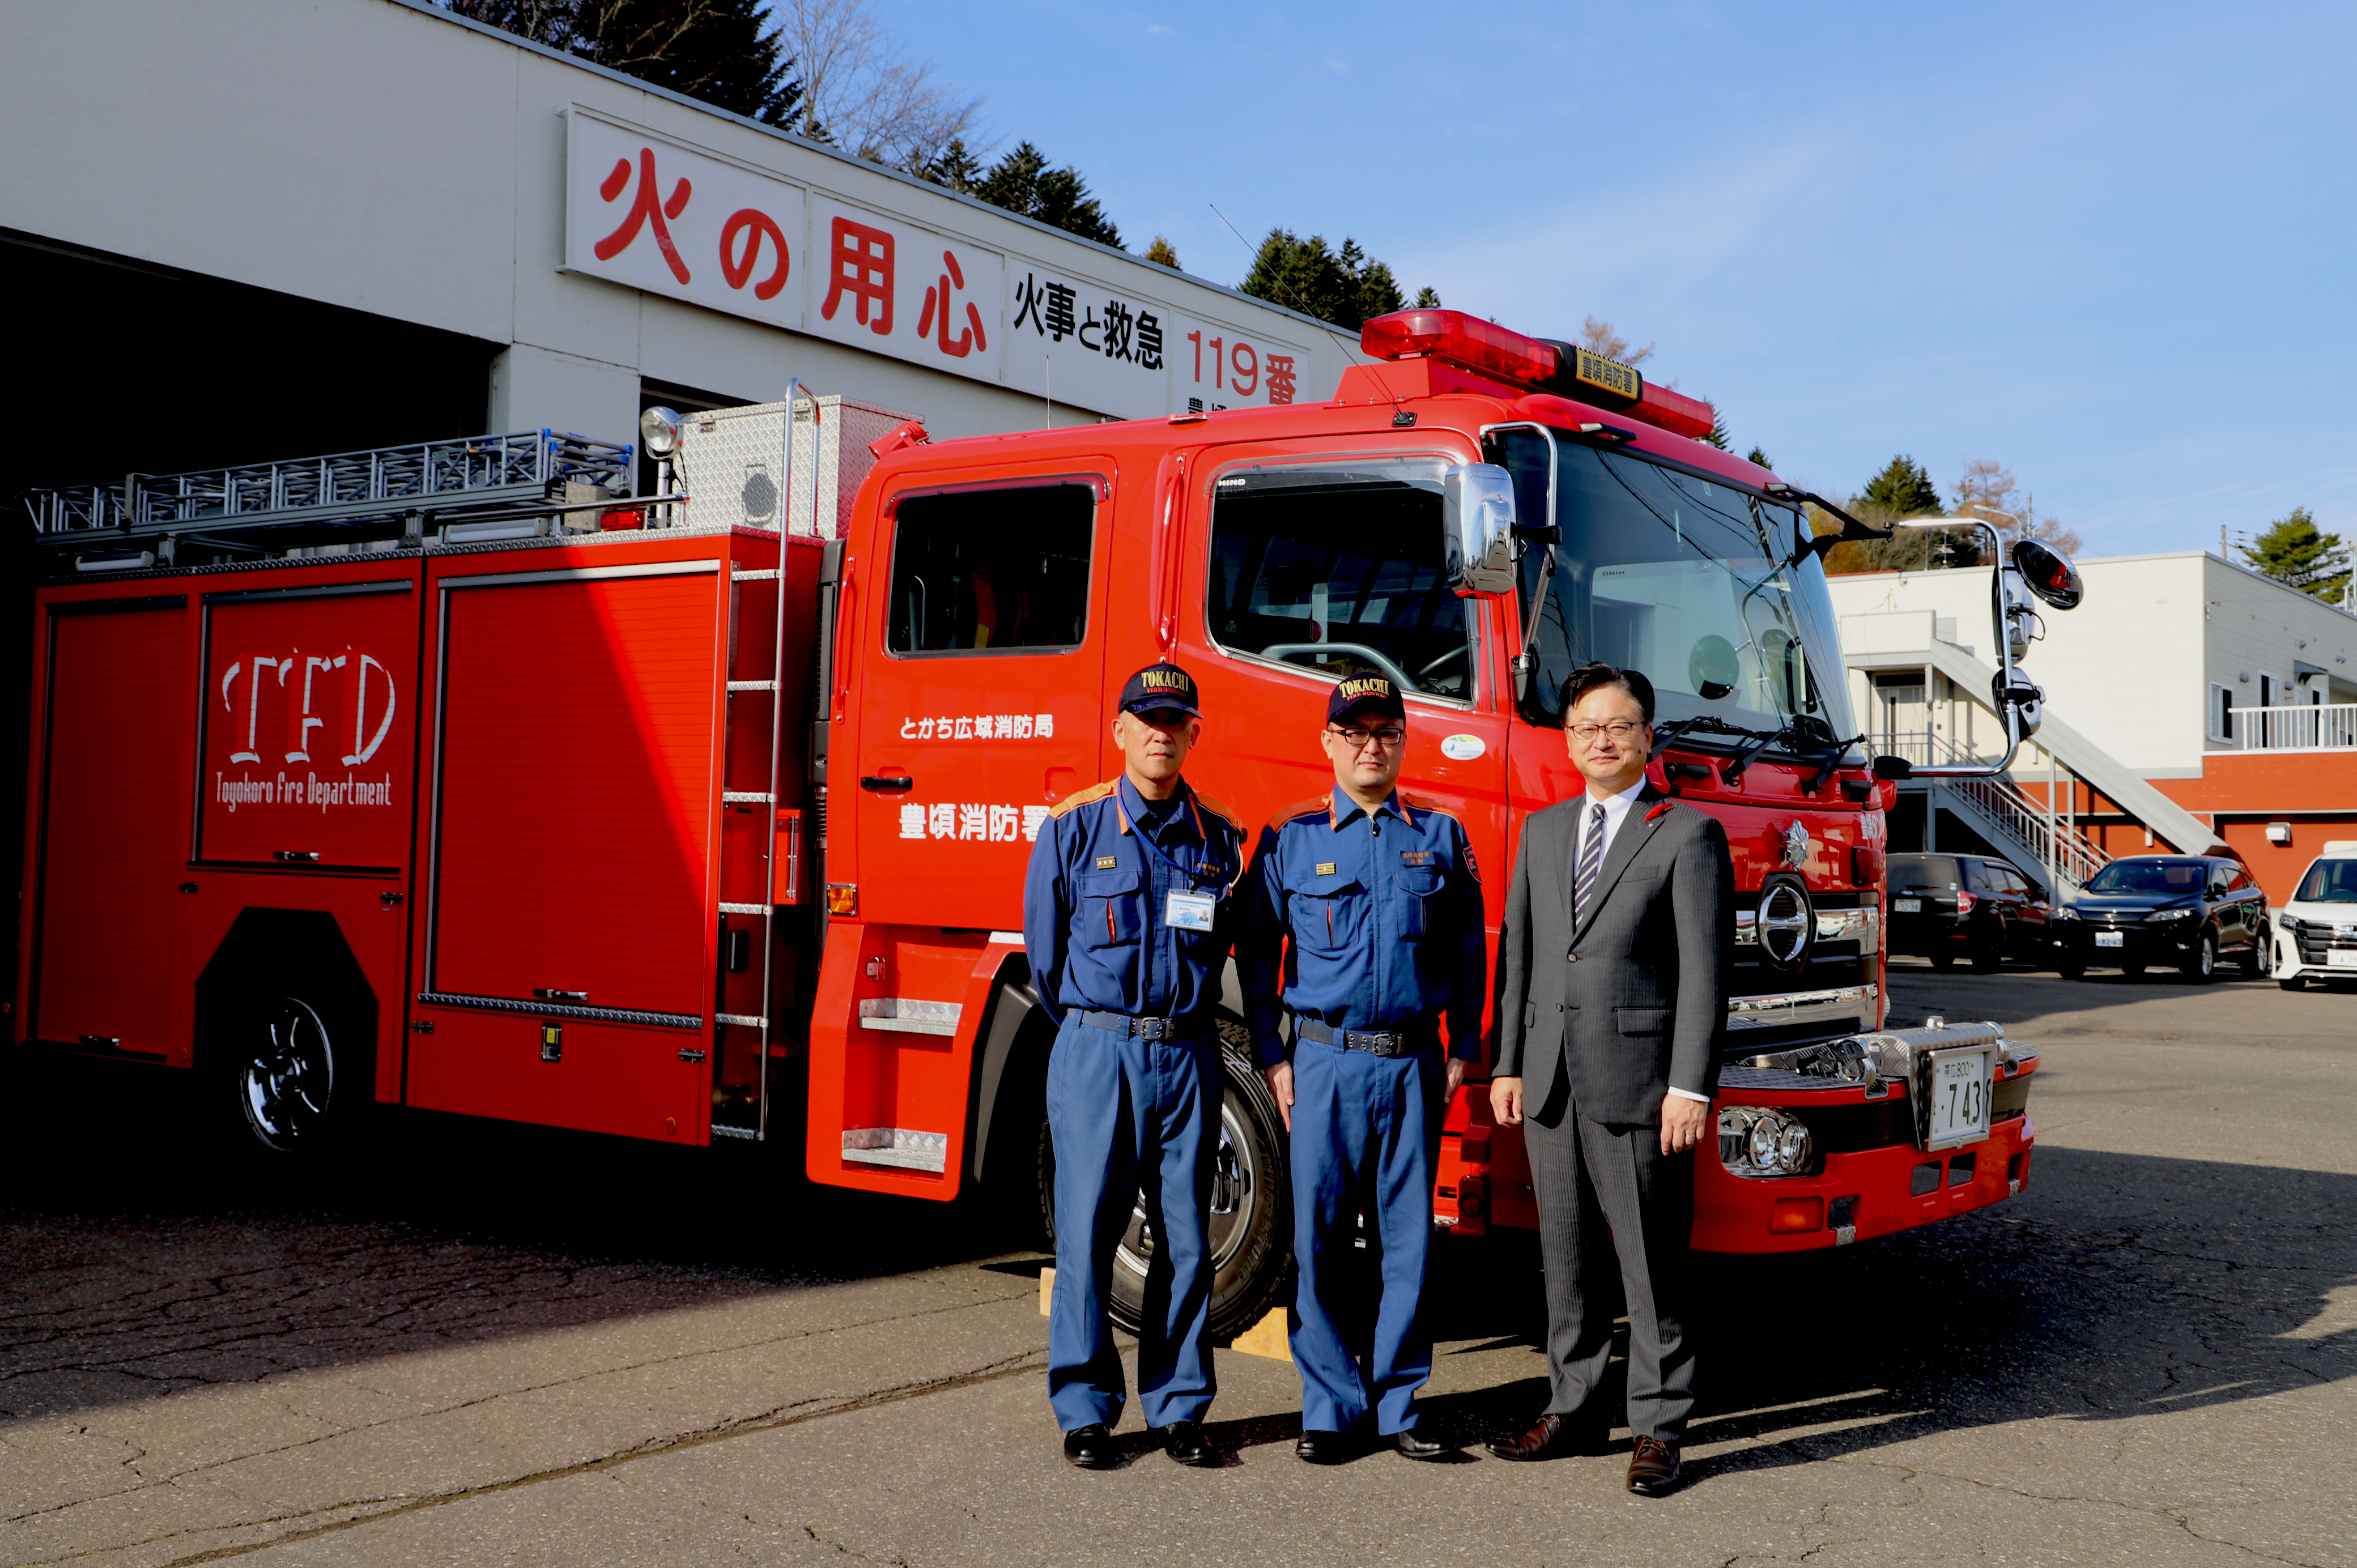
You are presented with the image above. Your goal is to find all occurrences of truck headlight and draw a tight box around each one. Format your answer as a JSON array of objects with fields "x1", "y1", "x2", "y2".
[{"x1": 1720, "y1": 1106, "x2": 1814, "y2": 1177}]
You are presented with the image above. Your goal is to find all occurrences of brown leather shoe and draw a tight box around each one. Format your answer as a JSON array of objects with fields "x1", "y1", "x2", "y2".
[
  {"x1": 1485, "y1": 1413, "x2": 1605, "y2": 1462},
  {"x1": 1626, "y1": 1434, "x2": 1682, "y2": 1496}
]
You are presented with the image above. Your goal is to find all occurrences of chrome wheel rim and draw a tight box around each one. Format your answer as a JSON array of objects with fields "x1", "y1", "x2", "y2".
[
  {"x1": 1114, "y1": 1095, "x2": 1261, "y2": 1285},
  {"x1": 239, "y1": 998, "x2": 334, "y2": 1151}
]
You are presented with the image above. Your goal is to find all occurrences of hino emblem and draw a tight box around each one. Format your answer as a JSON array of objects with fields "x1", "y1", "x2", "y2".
[
  {"x1": 1756, "y1": 875, "x2": 1815, "y2": 970},
  {"x1": 1781, "y1": 820, "x2": 1811, "y2": 869}
]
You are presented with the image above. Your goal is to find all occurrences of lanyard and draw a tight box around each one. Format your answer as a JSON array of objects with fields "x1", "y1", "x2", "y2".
[{"x1": 1118, "y1": 777, "x2": 1211, "y2": 889}]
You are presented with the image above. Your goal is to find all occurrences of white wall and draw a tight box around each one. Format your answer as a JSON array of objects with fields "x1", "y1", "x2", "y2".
[
  {"x1": 0, "y1": 0, "x2": 1354, "y2": 450},
  {"x1": 1827, "y1": 553, "x2": 2357, "y2": 774}
]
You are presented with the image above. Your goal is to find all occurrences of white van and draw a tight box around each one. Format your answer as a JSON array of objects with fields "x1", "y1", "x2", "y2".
[{"x1": 2273, "y1": 841, "x2": 2357, "y2": 989}]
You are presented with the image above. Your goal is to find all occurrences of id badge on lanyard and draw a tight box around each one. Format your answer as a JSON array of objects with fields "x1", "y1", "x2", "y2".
[{"x1": 1166, "y1": 889, "x2": 1217, "y2": 932}]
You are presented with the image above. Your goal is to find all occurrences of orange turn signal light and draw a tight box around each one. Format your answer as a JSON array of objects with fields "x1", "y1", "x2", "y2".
[
  {"x1": 1769, "y1": 1196, "x2": 1825, "y2": 1234},
  {"x1": 824, "y1": 883, "x2": 858, "y2": 917}
]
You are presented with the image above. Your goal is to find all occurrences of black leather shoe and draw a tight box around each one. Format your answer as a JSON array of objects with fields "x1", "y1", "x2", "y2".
[
  {"x1": 1062, "y1": 1423, "x2": 1117, "y2": 1470},
  {"x1": 1393, "y1": 1428, "x2": 1454, "y2": 1462},
  {"x1": 1295, "y1": 1428, "x2": 1356, "y2": 1464},
  {"x1": 1626, "y1": 1434, "x2": 1682, "y2": 1496},
  {"x1": 1159, "y1": 1421, "x2": 1219, "y2": 1468},
  {"x1": 1485, "y1": 1413, "x2": 1607, "y2": 1461}
]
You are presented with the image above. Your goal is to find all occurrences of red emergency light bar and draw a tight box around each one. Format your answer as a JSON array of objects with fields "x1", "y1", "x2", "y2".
[{"x1": 1359, "y1": 308, "x2": 1717, "y2": 442}]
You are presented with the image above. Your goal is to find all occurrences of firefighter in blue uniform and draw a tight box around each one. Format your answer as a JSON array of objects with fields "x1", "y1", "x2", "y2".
[
  {"x1": 1022, "y1": 661, "x2": 1246, "y2": 1471},
  {"x1": 1240, "y1": 674, "x2": 1486, "y2": 1463}
]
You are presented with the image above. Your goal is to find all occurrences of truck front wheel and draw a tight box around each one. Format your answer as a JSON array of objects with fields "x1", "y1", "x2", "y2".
[
  {"x1": 1100, "y1": 1024, "x2": 1292, "y2": 1345},
  {"x1": 230, "y1": 997, "x2": 346, "y2": 1153}
]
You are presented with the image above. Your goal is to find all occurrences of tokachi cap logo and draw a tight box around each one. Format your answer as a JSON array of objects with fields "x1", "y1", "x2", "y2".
[
  {"x1": 1118, "y1": 661, "x2": 1201, "y2": 718},
  {"x1": 1327, "y1": 674, "x2": 1405, "y2": 724}
]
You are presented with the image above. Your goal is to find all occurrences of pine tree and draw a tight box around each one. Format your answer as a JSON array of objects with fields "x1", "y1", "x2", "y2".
[
  {"x1": 1746, "y1": 445, "x2": 1772, "y2": 469},
  {"x1": 939, "y1": 140, "x2": 1122, "y2": 247},
  {"x1": 2243, "y1": 506, "x2": 2351, "y2": 603},
  {"x1": 1859, "y1": 455, "x2": 1942, "y2": 518},
  {"x1": 1239, "y1": 229, "x2": 1405, "y2": 330},
  {"x1": 1413, "y1": 285, "x2": 1441, "y2": 308},
  {"x1": 1145, "y1": 236, "x2": 1181, "y2": 270},
  {"x1": 446, "y1": 0, "x2": 804, "y2": 126}
]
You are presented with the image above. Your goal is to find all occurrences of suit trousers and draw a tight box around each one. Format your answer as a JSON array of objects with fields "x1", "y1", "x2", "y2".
[
  {"x1": 1286, "y1": 1037, "x2": 1444, "y2": 1435},
  {"x1": 1522, "y1": 1092, "x2": 1699, "y2": 1442},
  {"x1": 1045, "y1": 1016, "x2": 1219, "y2": 1431}
]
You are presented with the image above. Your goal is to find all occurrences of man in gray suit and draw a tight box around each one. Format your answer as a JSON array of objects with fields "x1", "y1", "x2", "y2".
[{"x1": 1484, "y1": 662, "x2": 1730, "y2": 1497}]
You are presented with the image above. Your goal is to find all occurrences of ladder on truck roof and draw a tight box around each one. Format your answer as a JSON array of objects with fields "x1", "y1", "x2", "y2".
[{"x1": 22, "y1": 429, "x2": 637, "y2": 568}]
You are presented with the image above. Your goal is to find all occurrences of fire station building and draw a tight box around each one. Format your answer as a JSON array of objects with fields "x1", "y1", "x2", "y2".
[{"x1": 0, "y1": 0, "x2": 1352, "y2": 512}]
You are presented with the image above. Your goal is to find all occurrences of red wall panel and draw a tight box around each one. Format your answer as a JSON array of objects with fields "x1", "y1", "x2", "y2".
[{"x1": 428, "y1": 569, "x2": 720, "y2": 1017}]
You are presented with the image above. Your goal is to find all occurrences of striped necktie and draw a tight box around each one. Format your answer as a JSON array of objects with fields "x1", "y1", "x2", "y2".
[{"x1": 1574, "y1": 799, "x2": 1608, "y2": 930}]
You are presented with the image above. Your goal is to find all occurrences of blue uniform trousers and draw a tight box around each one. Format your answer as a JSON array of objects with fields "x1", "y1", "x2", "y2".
[
  {"x1": 1287, "y1": 1037, "x2": 1444, "y2": 1435},
  {"x1": 1045, "y1": 1015, "x2": 1219, "y2": 1431}
]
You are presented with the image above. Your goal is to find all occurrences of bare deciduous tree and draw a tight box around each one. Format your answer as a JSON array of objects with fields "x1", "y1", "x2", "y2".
[
  {"x1": 770, "y1": 0, "x2": 982, "y2": 168},
  {"x1": 1577, "y1": 316, "x2": 1654, "y2": 366},
  {"x1": 1952, "y1": 459, "x2": 2082, "y2": 557}
]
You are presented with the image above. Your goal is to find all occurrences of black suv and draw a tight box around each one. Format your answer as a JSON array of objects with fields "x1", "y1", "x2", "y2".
[
  {"x1": 2054, "y1": 855, "x2": 2269, "y2": 981},
  {"x1": 1888, "y1": 853, "x2": 2054, "y2": 972}
]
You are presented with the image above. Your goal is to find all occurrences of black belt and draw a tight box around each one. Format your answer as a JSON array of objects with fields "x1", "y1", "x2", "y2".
[
  {"x1": 1075, "y1": 1009, "x2": 1212, "y2": 1042},
  {"x1": 1292, "y1": 1016, "x2": 1433, "y2": 1058}
]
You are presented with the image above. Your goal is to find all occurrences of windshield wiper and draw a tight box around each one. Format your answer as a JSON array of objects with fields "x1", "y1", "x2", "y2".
[{"x1": 1802, "y1": 731, "x2": 1869, "y2": 793}]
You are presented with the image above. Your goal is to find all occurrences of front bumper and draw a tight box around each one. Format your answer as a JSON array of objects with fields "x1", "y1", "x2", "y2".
[
  {"x1": 2274, "y1": 925, "x2": 2357, "y2": 981},
  {"x1": 2053, "y1": 919, "x2": 2202, "y2": 965}
]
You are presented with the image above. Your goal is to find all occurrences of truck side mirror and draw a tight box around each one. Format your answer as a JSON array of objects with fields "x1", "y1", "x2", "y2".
[
  {"x1": 1442, "y1": 463, "x2": 1517, "y2": 597},
  {"x1": 1871, "y1": 754, "x2": 1913, "y2": 781},
  {"x1": 2010, "y1": 538, "x2": 2083, "y2": 611}
]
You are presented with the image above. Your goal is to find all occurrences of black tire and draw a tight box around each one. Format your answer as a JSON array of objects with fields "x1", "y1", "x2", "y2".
[
  {"x1": 225, "y1": 995, "x2": 357, "y2": 1154},
  {"x1": 1929, "y1": 949, "x2": 1956, "y2": 972},
  {"x1": 1099, "y1": 1021, "x2": 1292, "y2": 1345},
  {"x1": 1969, "y1": 928, "x2": 2003, "y2": 974},
  {"x1": 2058, "y1": 960, "x2": 2085, "y2": 981},
  {"x1": 2239, "y1": 924, "x2": 2266, "y2": 978},
  {"x1": 2279, "y1": 974, "x2": 2307, "y2": 992},
  {"x1": 2182, "y1": 929, "x2": 2217, "y2": 982},
  {"x1": 2121, "y1": 961, "x2": 2146, "y2": 978}
]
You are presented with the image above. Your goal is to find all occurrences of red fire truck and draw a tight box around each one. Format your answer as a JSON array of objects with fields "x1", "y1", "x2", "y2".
[{"x1": 16, "y1": 310, "x2": 2080, "y2": 1339}]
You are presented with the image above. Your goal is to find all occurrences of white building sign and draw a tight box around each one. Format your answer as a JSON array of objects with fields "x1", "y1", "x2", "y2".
[{"x1": 563, "y1": 108, "x2": 1313, "y2": 420}]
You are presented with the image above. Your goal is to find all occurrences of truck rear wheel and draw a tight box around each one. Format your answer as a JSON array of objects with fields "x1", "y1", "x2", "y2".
[
  {"x1": 229, "y1": 996, "x2": 350, "y2": 1153},
  {"x1": 1101, "y1": 1024, "x2": 1291, "y2": 1345}
]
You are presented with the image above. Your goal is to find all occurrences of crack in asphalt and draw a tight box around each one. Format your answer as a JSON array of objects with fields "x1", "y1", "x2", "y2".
[
  {"x1": 12, "y1": 1347, "x2": 1046, "y2": 1568},
  {"x1": 3, "y1": 1285, "x2": 1035, "y2": 1527}
]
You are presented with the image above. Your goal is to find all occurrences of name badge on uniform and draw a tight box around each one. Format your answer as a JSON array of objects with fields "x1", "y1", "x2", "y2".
[{"x1": 1166, "y1": 890, "x2": 1218, "y2": 932}]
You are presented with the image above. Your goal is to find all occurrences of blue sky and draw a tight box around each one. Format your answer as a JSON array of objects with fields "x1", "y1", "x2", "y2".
[{"x1": 885, "y1": 0, "x2": 2355, "y2": 560}]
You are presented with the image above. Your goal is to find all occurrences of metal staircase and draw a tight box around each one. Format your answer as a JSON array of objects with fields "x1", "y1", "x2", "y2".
[{"x1": 1882, "y1": 734, "x2": 2112, "y2": 896}]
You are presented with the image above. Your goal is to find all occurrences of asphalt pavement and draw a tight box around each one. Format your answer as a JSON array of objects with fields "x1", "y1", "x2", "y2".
[{"x1": 5, "y1": 961, "x2": 2355, "y2": 1567}]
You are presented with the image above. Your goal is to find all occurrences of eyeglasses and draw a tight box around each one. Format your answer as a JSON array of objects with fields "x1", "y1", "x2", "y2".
[
  {"x1": 1329, "y1": 725, "x2": 1406, "y2": 751},
  {"x1": 1568, "y1": 720, "x2": 1645, "y2": 743}
]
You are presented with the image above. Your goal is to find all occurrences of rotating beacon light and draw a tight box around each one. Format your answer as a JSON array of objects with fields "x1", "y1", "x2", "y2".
[{"x1": 1358, "y1": 309, "x2": 1718, "y2": 441}]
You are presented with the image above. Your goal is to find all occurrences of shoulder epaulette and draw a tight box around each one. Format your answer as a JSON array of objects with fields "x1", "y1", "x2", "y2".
[
  {"x1": 1189, "y1": 789, "x2": 1246, "y2": 834},
  {"x1": 1271, "y1": 794, "x2": 1333, "y2": 829},
  {"x1": 1049, "y1": 779, "x2": 1117, "y2": 820},
  {"x1": 1396, "y1": 789, "x2": 1466, "y2": 829}
]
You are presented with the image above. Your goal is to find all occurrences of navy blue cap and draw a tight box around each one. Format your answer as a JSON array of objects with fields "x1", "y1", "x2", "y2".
[
  {"x1": 1118, "y1": 661, "x2": 1201, "y2": 718},
  {"x1": 1327, "y1": 673, "x2": 1405, "y2": 724}
]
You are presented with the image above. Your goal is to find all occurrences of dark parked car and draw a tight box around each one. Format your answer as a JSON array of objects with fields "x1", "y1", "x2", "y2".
[
  {"x1": 2053, "y1": 855, "x2": 2269, "y2": 981},
  {"x1": 1888, "y1": 853, "x2": 2054, "y2": 972}
]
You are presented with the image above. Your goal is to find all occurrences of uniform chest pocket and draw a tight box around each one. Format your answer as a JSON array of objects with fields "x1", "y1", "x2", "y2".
[
  {"x1": 1396, "y1": 867, "x2": 1445, "y2": 940},
  {"x1": 1296, "y1": 874, "x2": 1368, "y2": 957},
  {"x1": 1077, "y1": 868, "x2": 1143, "y2": 949}
]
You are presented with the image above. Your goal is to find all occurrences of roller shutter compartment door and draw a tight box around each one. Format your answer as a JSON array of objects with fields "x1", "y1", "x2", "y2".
[
  {"x1": 427, "y1": 567, "x2": 720, "y2": 1020},
  {"x1": 35, "y1": 602, "x2": 192, "y2": 1059}
]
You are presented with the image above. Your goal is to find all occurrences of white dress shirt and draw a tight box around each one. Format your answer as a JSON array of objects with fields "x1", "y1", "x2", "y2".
[{"x1": 1576, "y1": 776, "x2": 1709, "y2": 1107}]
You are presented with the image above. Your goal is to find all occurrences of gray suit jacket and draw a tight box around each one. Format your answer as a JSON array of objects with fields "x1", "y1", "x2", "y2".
[{"x1": 1493, "y1": 785, "x2": 1733, "y2": 1125}]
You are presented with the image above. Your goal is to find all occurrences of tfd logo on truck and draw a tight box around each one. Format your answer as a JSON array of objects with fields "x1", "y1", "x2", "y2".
[{"x1": 211, "y1": 646, "x2": 398, "y2": 816}]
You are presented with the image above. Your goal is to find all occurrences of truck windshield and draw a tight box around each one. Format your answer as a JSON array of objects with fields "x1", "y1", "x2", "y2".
[{"x1": 1488, "y1": 427, "x2": 1858, "y2": 752}]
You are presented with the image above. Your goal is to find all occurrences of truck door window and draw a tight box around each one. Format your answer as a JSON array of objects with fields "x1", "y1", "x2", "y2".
[
  {"x1": 885, "y1": 483, "x2": 1095, "y2": 655},
  {"x1": 1205, "y1": 458, "x2": 1473, "y2": 700}
]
